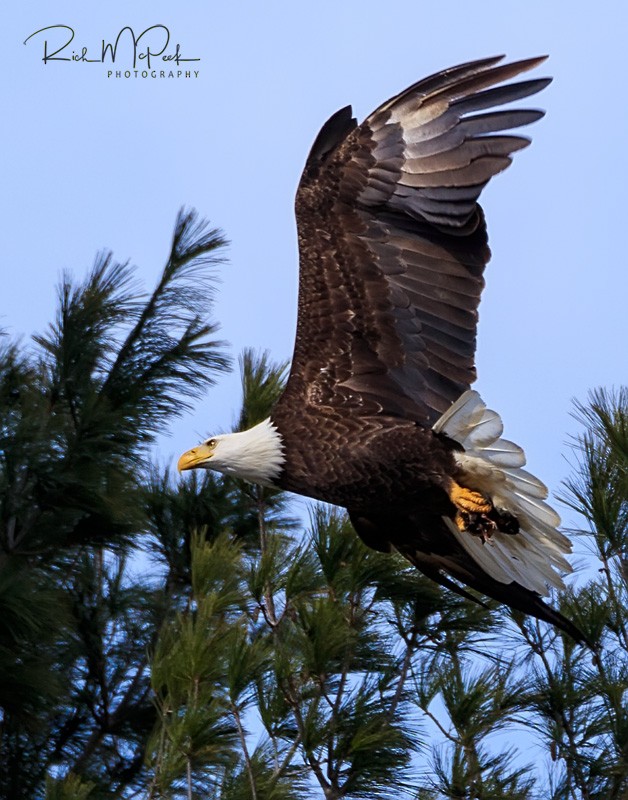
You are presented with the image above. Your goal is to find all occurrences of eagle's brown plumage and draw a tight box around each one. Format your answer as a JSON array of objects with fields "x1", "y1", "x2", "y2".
[
  {"x1": 285, "y1": 55, "x2": 549, "y2": 425},
  {"x1": 179, "y1": 56, "x2": 586, "y2": 644}
]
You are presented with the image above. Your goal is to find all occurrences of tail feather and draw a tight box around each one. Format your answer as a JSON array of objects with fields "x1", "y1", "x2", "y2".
[
  {"x1": 478, "y1": 439, "x2": 527, "y2": 469},
  {"x1": 503, "y1": 466, "x2": 548, "y2": 499},
  {"x1": 434, "y1": 390, "x2": 573, "y2": 597}
]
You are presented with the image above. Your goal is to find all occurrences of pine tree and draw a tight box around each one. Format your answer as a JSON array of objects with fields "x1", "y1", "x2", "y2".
[
  {"x1": 512, "y1": 388, "x2": 628, "y2": 800},
  {"x1": 144, "y1": 352, "x2": 536, "y2": 800},
  {"x1": 3, "y1": 208, "x2": 628, "y2": 799},
  {"x1": 0, "y1": 209, "x2": 230, "y2": 798},
  {"x1": 144, "y1": 375, "x2": 628, "y2": 798}
]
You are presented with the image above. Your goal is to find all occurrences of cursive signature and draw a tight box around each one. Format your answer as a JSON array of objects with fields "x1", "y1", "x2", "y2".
[{"x1": 23, "y1": 24, "x2": 200, "y2": 68}]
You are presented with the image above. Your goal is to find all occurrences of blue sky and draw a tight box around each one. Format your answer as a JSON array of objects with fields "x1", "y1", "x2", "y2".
[{"x1": 2, "y1": 2, "x2": 626, "y2": 553}]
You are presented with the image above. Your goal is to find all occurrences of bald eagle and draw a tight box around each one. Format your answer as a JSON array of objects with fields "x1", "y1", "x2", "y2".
[{"x1": 179, "y1": 56, "x2": 584, "y2": 642}]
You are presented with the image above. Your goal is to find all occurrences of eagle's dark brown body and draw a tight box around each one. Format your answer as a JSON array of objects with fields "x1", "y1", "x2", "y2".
[
  {"x1": 179, "y1": 56, "x2": 587, "y2": 644},
  {"x1": 270, "y1": 405, "x2": 456, "y2": 511},
  {"x1": 270, "y1": 402, "x2": 584, "y2": 642}
]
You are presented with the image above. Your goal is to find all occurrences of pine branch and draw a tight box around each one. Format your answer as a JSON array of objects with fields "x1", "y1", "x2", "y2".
[
  {"x1": 445, "y1": 640, "x2": 485, "y2": 796},
  {"x1": 237, "y1": 348, "x2": 289, "y2": 430},
  {"x1": 257, "y1": 487, "x2": 279, "y2": 628},
  {"x1": 97, "y1": 207, "x2": 231, "y2": 443},
  {"x1": 230, "y1": 702, "x2": 258, "y2": 800},
  {"x1": 590, "y1": 652, "x2": 628, "y2": 800},
  {"x1": 599, "y1": 557, "x2": 628, "y2": 651},
  {"x1": 281, "y1": 679, "x2": 332, "y2": 799},
  {"x1": 274, "y1": 732, "x2": 303, "y2": 782},
  {"x1": 517, "y1": 618, "x2": 593, "y2": 799},
  {"x1": 386, "y1": 628, "x2": 418, "y2": 723}
]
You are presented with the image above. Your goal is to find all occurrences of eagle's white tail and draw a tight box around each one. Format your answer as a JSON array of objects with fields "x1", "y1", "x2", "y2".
[{"x1": 433, "y1": 391, "x2": 573, "y2": 596}]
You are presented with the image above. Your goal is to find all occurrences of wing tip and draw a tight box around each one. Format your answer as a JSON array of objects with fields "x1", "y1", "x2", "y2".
[{"x1": 304, "y1": 105, "x2": 357, "y2": 170}]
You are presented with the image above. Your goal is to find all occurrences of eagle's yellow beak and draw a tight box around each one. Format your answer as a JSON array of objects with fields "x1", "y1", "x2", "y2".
[{"x1": 177, "y1": 444, "x2": 214, "y2": 472}]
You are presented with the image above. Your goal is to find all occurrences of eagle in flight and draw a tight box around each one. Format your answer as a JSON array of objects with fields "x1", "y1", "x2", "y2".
[{"x1": 179, "y1": 56, "x2": 584, "y2": 642}]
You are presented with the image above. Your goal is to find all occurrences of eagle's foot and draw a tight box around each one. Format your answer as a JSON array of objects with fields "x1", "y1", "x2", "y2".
[
  {"x1": 449, "y1": 481, "x2": 492, "y2": 516},
  {"x1": 449, "y1": 481, "x2": 495, "y2": 542}
]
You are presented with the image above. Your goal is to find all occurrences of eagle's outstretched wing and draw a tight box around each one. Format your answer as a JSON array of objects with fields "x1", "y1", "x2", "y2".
[{"x1": 285, "y1": 56, "x2": 550, "y2": 426}]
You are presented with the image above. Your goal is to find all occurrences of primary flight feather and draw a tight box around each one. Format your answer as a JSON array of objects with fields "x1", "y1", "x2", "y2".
[{"x1": 179, "y1": 55, "x2": 584, "y2": 643}]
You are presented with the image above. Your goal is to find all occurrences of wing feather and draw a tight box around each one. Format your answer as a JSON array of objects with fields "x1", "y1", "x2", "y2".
[{"x1": 286, "y1": 56, "x2": 550, "y2": 423}]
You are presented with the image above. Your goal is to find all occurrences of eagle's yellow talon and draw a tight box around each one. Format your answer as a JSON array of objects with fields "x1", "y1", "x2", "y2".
[
  {"x1": 448, "y1": 481, "x2": 496, "y2": 540},
  {"x1": 449, "y1": 481, "x2": 492, "y2": 516}
]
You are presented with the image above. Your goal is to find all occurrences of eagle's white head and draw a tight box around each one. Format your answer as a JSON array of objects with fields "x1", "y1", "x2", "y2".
[{"x1": 177, "y1": 417, "x2": 285, "y2": 487}]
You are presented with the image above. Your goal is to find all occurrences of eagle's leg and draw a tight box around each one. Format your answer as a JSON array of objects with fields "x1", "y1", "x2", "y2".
[{"x1": 448, "y1": 480, "x2": 496, "y2": 542}]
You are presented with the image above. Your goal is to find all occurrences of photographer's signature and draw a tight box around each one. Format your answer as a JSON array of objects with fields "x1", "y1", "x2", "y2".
[{"x1": 24, "y1": 25, "x2": 200, "y2": 69}]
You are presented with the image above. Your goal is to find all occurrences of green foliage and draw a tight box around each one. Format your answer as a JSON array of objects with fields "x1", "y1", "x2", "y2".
[
  {"x1": 146, "y1": 503, "x2": 427, "y2": 799},
  {"x1": 45, "y1": 773, "x2": 96, "y2": 800},
  {"x1": 511, "y1": 388, "x2": 628, "y2": 800},
  {"x1": 0, "y1": 209, "x2": 229, "y2": 798},
  {"x1": 4, "y1": 213, "x2": 628, "y2": 799},
  {"x1": 237, "y1": 349, "x2": 289, "y2": 431}
]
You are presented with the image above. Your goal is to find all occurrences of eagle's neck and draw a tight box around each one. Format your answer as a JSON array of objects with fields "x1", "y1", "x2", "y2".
[{"x1": 218, "y1": 418, "x2": 285, "y2": 487}]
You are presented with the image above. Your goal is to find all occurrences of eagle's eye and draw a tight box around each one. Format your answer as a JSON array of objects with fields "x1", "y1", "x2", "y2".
[{"x1": 206, "y1": 438, "x2": 217, "y2": 448}]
